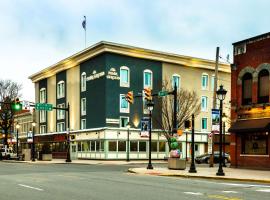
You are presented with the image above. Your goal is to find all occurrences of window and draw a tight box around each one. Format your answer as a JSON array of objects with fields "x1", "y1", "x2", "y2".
[
  {"x1": 120, "y1": 94, "x2": 129, "y2": 113},
  {"x1": 130, "y1": 141, "x2": 138, "y2": 152},
  {"x1": 242, "y1": 73, "x2": 252, "y2": 105},
  {"x1": 40, "y1": 110, "x2": 46, "y2": 123},
  {"x1": 81, "y1": 119, "x2": 86, "y2": 129},
  {"x1": 201, "y1": 118, "x2": 207, "y2": 130},
  {"x1": 144, "y1": 69, "x2": 153, "y2": 89},
  {"x1": 241, "y1": 132, "x2": 268, "y2": 155},
  {"x1": 120, "y1": 66, "x2": 130, "y2": 87},
  {"x1": 211, "y1": 75, "x2": 215, "y2": 91},
  {"x1": 118, "y1": 141, "x2": 126, "y2": 152},
  {"x1": 151, "y1": 141, "x2": 157, "y2": 152},
  {"x1": 139, "y1": 141, "x2": 146, "y2": 152},
  {"x1": 57, "y1": 122, "x2": 65, "y2": 132},
  {"x1": 120, "y1": 116, "x2": 129, "y2": 128},
  {"x1": 81, "y1": 98, "x2": 86, "y2": 116},
  {"x1": 159, "y1": 142, "x2": 166, "y2": 152},
  {"x1": 201, "y1": 96, "x2": 208, "y2": 111},
  {"x1": 39, "y1": 88, "x2": 46, "y2": 103},
  {"x1": 57, "y1": 103, "x2": 65, "y2": 120},
  {"x1": 258, "y1": 70, "x2": 269, "y2": 104},
  {"x1": 234, "y1": 44, "x2": 246, "y2": 55},
  {"x1": 40, "y1": 125, "x2": 46, "y2": 134},
  {"x1": 91, "y1": 141, "x2": 95, "y2": 151},
  {"x1": 57, "y1": 81, "x2": 65, "y2": 99},
  {"x1": 81, "y1": 72, "x2": 86, "y2": 92},
  {"x1": 202, "y1": 74, "x2": 209, "y2": 90},
  {"x1": 172, "y1": 74, "x2": 180, "y2": 89},
  {"x1": 109, "y1": 141, "x2": 117, "y2": 151}
]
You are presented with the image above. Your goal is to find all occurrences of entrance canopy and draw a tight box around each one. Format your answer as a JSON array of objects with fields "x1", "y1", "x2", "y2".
[{"x1": 228, "y1": 118, "x2": 270, "y2": 133}]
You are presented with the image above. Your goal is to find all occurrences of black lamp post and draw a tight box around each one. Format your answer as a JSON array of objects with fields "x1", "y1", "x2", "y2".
[
  {"x1": 216, "y1": 85, "x2": 227, "y2": 176},
  {"x1": 126, "y1": 122, "x2": 131, "y2": 162},
  {"x1": 222, "y1": 113, "x2": 227, "y2": 167},
  {"x1": 31, "y1": 122, "x2": 36, "y2": 162},
  {"x1": 16, "y1": 123, "x2": 20, "y2": 160},
  {"x1": 147, "y1": 100, "x2": 154, "y2": 170},
  {"x1": 189, "y1": 114, "x2": 197, "y2": 173}
]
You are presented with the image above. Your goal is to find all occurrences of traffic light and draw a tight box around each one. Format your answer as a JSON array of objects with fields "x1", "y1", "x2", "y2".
[
  {"x1": 144, "y1": 88, "x2": 152, "y2": 101},
  {"x1": 125, "y1": 91, "x2": 134, "y2": 104},
  {"x1": 11, "y1": 97, "x2": 22, "y2": 111}
]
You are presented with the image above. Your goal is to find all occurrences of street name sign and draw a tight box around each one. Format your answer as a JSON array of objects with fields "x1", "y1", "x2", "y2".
[
  {"x1": 35, "y1": 103, "x2": 53, "y2": 111},
  {"x1": 158, "y1": 90, "x2": 169, "y2": 97}
]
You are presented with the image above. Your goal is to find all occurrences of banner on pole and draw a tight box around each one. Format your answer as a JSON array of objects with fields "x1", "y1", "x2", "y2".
[{"x1": 140, "y1": 118, "x2": 149, "y2": 137}]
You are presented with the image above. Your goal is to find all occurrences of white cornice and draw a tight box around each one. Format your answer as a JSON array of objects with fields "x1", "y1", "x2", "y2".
[{"x1": 29, "y1": 41, "x2": 231, "y2": 83}]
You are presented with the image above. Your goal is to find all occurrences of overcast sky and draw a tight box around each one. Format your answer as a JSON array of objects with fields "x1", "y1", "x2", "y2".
[{"x1": 0, "y1": 0, "x2": 269, "y2": 101}]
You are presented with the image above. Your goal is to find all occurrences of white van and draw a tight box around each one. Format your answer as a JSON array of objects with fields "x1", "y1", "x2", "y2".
[{"x1": 0, "y1": 148, "x2": 16, "y2": 159}]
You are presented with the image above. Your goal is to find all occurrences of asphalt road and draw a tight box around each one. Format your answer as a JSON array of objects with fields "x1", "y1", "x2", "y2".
[{"x1": 0, "y1": 162, "x2": 269, "y2": 200}]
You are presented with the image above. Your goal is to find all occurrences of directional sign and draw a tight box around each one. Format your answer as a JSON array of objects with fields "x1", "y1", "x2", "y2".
[
  {"x1": 158, "y1": 90, "x2": 169, "y2": 97},
  {"x1": 35, "y1": 103, "x2": 53, "y2": 111}
]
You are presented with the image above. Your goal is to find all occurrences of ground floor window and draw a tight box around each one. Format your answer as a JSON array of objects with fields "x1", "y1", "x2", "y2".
[
  {"x1": 159, "y1": 142, "x2": 166, "y2": 152},
  {"x1": 139, "y1": 141, "x2": 147, "y2": 152},
  {"x1": 109, "y1": 141, "x2": 117, "y2": 151},
  {"x1": 241, "y1": 132, "x2": 268, "y2": 155},
  {"x1": 130, "y1": 141, "x2": 138, "y2": 152}
]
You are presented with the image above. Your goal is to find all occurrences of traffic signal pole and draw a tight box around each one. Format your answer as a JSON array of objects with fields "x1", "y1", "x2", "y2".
[{"x1": 173, "y1": 82, "x2": 177, "y2": 135}]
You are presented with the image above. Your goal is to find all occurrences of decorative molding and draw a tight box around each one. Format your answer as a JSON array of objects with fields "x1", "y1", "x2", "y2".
[{"x1": 237, "y1": 66, "x2": 256, "y2": 85}]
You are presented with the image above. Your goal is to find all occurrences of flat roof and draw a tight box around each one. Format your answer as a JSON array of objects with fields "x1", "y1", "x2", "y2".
[{"x1": 232, "y1": 32, "x2": 270, "y2": 46}]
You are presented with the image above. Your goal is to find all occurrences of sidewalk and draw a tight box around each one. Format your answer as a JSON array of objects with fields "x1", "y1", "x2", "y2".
[{"x1": 128, "y1": 166, "x2": 270, "y2": 184}]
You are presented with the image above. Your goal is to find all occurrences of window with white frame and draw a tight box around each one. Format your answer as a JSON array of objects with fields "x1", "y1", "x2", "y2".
[
  {"x1": 201, "y1": 96, "x2": 208, "y2": 111},
  {"x1": 39, "y1": 88, "x2": 46, "y2": 103},
  {"x1": 57, "y1": 122, "x2": 65, "y2": 132},
  {"x1": 211, "y1": 75, "x2": 215, "y2": 91},
  {"x1": 120, "y1": 66, "x2": 130, "y2": 87},
  {"x1": 120, "y1": 94, "x2": 129, "y2": 113},
  {"x1": 144, "y1": 69, "x2": 153, "y2": 89},
  {"x1": 57, "y1": 103, "x2": 65, "y2": 120},
  {"x1": 201, "y1": 118, "x2": 207, "y2": 130},
  {"x1": 81, "y1": 98, "x2": 86, "y2": 116},
  {"x1": 201, "y1": 74, "x2": 209, "y2": 90},
  {"x1": 57, "y1": 81, "x2": 65, "y2": 99},
  {"x1": 81, "y1": 119, "x2": 86, "y2": 129},
  {"x1": 120, "y1": 116, "x2": 129, "y2": 128},
  {"x1": 40, "y1": 110, "x2": 46, "y2": 123},
  {"x1": 81, "y1": 72, "x2": 86, "y2": 92},
  {"x1": 172, "y1": 74, "x2": 180, "y2": 89},
  {"x1": 40, "y1": 125, "x2": 46, "y2": 134}
]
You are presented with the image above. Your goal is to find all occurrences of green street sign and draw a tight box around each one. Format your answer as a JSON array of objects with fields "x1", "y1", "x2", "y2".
[
  {"x1": 35, "y1": 103, "x2": 53, "y2": 111},
  {"x1": 158, "y1": 90, "x2": 169, "y2": 97}
]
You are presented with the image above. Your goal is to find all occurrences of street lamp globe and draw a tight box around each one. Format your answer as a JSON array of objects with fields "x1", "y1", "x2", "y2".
[
  {"x1": 32, "y1": 122, "x2": 36, "y2": 127},
  {"x1": 216, "y1": 85, "x2": 227, "y2": 101},
  {"x1": 126, "y1": 122, "x2": 131, "y2": 129},
  {"x1": 147, "y1": 101, "x2": 154, "y2": 111},
  {"x1": 222, "y1": 113, "x2": 227, "y2": 122},
  {"x1": 16, "y1": 123, "x2": 20, "y2": 129}
]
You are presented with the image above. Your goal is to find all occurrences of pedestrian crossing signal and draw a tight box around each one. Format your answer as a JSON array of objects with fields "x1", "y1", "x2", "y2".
[
  {"x1": 125, "y1": 91, "x2": 134, "y2": 104},
  {"x1": 144, "y1": 88, "x2": 152, "y2": 101}
]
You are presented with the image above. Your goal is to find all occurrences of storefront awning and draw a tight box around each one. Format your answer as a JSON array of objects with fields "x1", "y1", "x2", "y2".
[{"x1": 228, "y1": 118, "x2": 270, "y2": 133}]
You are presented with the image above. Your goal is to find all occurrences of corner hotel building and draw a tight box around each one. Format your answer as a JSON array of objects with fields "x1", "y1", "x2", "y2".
[{"x1": 29, "y1": 41, "x2": 230, "y2": 160}]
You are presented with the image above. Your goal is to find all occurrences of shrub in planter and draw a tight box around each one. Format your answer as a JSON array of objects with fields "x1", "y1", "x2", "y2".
[{"x1": 169, "y1": 137, "x2": 181, "y2": 158}]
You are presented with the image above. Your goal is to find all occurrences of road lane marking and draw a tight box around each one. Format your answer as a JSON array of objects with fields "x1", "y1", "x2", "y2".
[
  {"x1": 183, "y1": 192, "x2": 203, "y2": 195},
  {"x1": 219, "y1": 183, "x2": 270, "y2": 188},
  {"x1": 222, "y1": 191, "x2": 239, "y2": 194},
  {"x1": 208, "y1": 194, "x2": 242, "y2": 200},
  {"x1": 18, "y1": 184, "x2": 43, "y2": 191},
  {"x1": 256, "y1": 189, "x2": 270, "y2": 192}
]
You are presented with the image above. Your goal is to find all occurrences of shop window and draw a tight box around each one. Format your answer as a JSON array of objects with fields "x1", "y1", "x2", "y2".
[
  {"x1": 82, "y1": 141, "x2": 89, "y2": 151},
  {"x1": 151, "y1": 141, "x2": 158, "y2": 152},
  {"x1": 242, "y1": 73, "x2": 252, "y2": 105},
  {"x1": 78, "y1": 142, "x2": 81, "y2": 152},
  {"x1": 139, "y1": 141, "x2": 146, "y2": 152},
  {"x1": 159, "y1": 142, "x2": 166, "y2": 152},
  {"x1": 241, "y1": 133, "x2": 268, "y2": 155},
  {"x1": 100, "y1": 141, "x2": 104, "y2": 152},
  {"x1": 118, "y1": 141, "x2": 126, "y2": 152},
  {"x1": 90, "y1": 141, "x2": 95, "y2": 151},
  {"x1": 258, "y1": 69, "x2": 269, "y2": 104},
  {"x1": 109, "y1": 141, "x2": 117, "y2": 151},
  {"x1": 130, "y1": 141, "x2": 138, "y2": 152}
]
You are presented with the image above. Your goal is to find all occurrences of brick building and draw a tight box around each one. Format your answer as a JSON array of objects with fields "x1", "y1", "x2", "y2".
[{"x1": 229, "y1": 32, "x2": 270, "y2": 169}]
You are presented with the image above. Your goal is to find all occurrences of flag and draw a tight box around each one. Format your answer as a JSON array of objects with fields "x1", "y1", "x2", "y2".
[{"x1": 82, "y1": 16, "x2": 86, "y2": 30}]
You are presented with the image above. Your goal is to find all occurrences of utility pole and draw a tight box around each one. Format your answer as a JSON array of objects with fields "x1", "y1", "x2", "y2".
[
  {"x1": 173, "y1": 82, "x2": 177, "y2": 135},
  {"x1": 66, "y1": 103, "x2": 71, "y2": 162},
  {"x1": 210, "y1": 47, "x2": 219, "y2": 167}
]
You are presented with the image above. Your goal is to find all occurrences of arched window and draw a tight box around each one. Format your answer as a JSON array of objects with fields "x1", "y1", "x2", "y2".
[
  {"x1": 143, "y1": 69, "x2": 153, "y2": 89},
  {"x1": 172, "y1": 74, "x2": 181, "y2": 90},
  {"x1": 258, "y1": 69, "x2": 269, "y2": 103},
  {"x1": 242, "y1": 73, "x2": 252, "y2": 105},
  {"x1": 120, "y1": 66, "x2": 130, "y2": 87},
  {"x1": 39, "y1": 88, "x2": 46, "y2": 103},
  {"x1": 81, "y1": 72, "x2": 86, "y2": 92},
  {"x1": 57, "y1": 81, "x2": 65, "y2": 99}
]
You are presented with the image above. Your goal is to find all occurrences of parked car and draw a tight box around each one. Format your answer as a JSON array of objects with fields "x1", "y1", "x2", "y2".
[
  {"x1": 195, "y1": 152, "x2": 231, "y2": 164},
  {"x1": 0, "y1": 148, "x2": 16, "y2": 160}
]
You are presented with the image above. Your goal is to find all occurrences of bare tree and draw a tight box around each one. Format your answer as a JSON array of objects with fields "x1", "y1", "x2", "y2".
[
  {"x1": 0, "y1": 79, "x2": 22, "y2": 147},
  {"x1": 154, "y1": 80, "x2": 201, "y2": 150}
]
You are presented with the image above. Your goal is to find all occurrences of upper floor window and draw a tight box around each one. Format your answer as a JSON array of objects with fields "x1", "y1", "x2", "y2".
[
  {"x1": 39, "y1": 88, "x2": 46, "y2": 103},
  {"x1": 81, "y1": 119, "x2": 86, "y2": 129},
  {"x1": 81, "y1": 98, "x2": 86, "y2": 116},
  {"x1": 172, "y1": 74, "x2": 180, "y2": 90},
  {"x1": 211, "y1": 75, "x2": 215, "y2": 91},
  {"x1": 57, "y1": 103, "x2": 65, "y2": 120},
  {"x1": 81, "y1": 72, "x2": 86, "y2": 92},
  {"x1": 40, "y1": 110, "x2": 46, "y2": 123},
  {"x1": 201, "y1": 96, "x2": 208, "y2": 111},
  {"x1": 120, "y1": 66, "x2": 130, "y2": 87},
  {"x1": 57, "y1": 81, "x2": 65, "y2": 99},
  {"x1": 57, "y1": 122, "x2": 65, "y2": 132},
  {"x1": 202, "y1": 73, "x2": 209, "y2": 90},
  {"x1": 120, "y1": 94, "x2": 129, "y2": 113},
  {"x1": 120, "y1": 116, "x2": 129, "y2": 128},
  {"x1": 40, "y1": 125, "x2": 46, "y2": 134},
  {"x1": 234, "y1": 44, "x2": 246, "y2": 55},
  {"x1": 242, "y1": 73, "x2": 252, "y2": 105},
  {"x1": 201, "y1": 118, "x2": 207, "y2": 131},
  {"x1": 258, "y1": 69, "x2": 269, "y2": 104},
  {"x1": 144, "y1": 69, "x2": 153, "y2": 89}
]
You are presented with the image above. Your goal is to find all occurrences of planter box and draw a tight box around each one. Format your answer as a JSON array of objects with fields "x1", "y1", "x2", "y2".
[
  {"x1": 168, "y1": 158, "x2": 186, "y2": 170},
  {"x1": 42, "y1": 154, "x2": 52, "y2": 161}
]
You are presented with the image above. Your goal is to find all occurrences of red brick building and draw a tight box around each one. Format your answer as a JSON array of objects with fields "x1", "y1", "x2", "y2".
[{"x1": 229, "y1": 33, "x2": 270, "y2": 169}]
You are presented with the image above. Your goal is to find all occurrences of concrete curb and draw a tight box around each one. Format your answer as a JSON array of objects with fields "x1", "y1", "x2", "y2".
[{"x1": 127, "y1": 169, "x2": 270, "y2": 184}]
